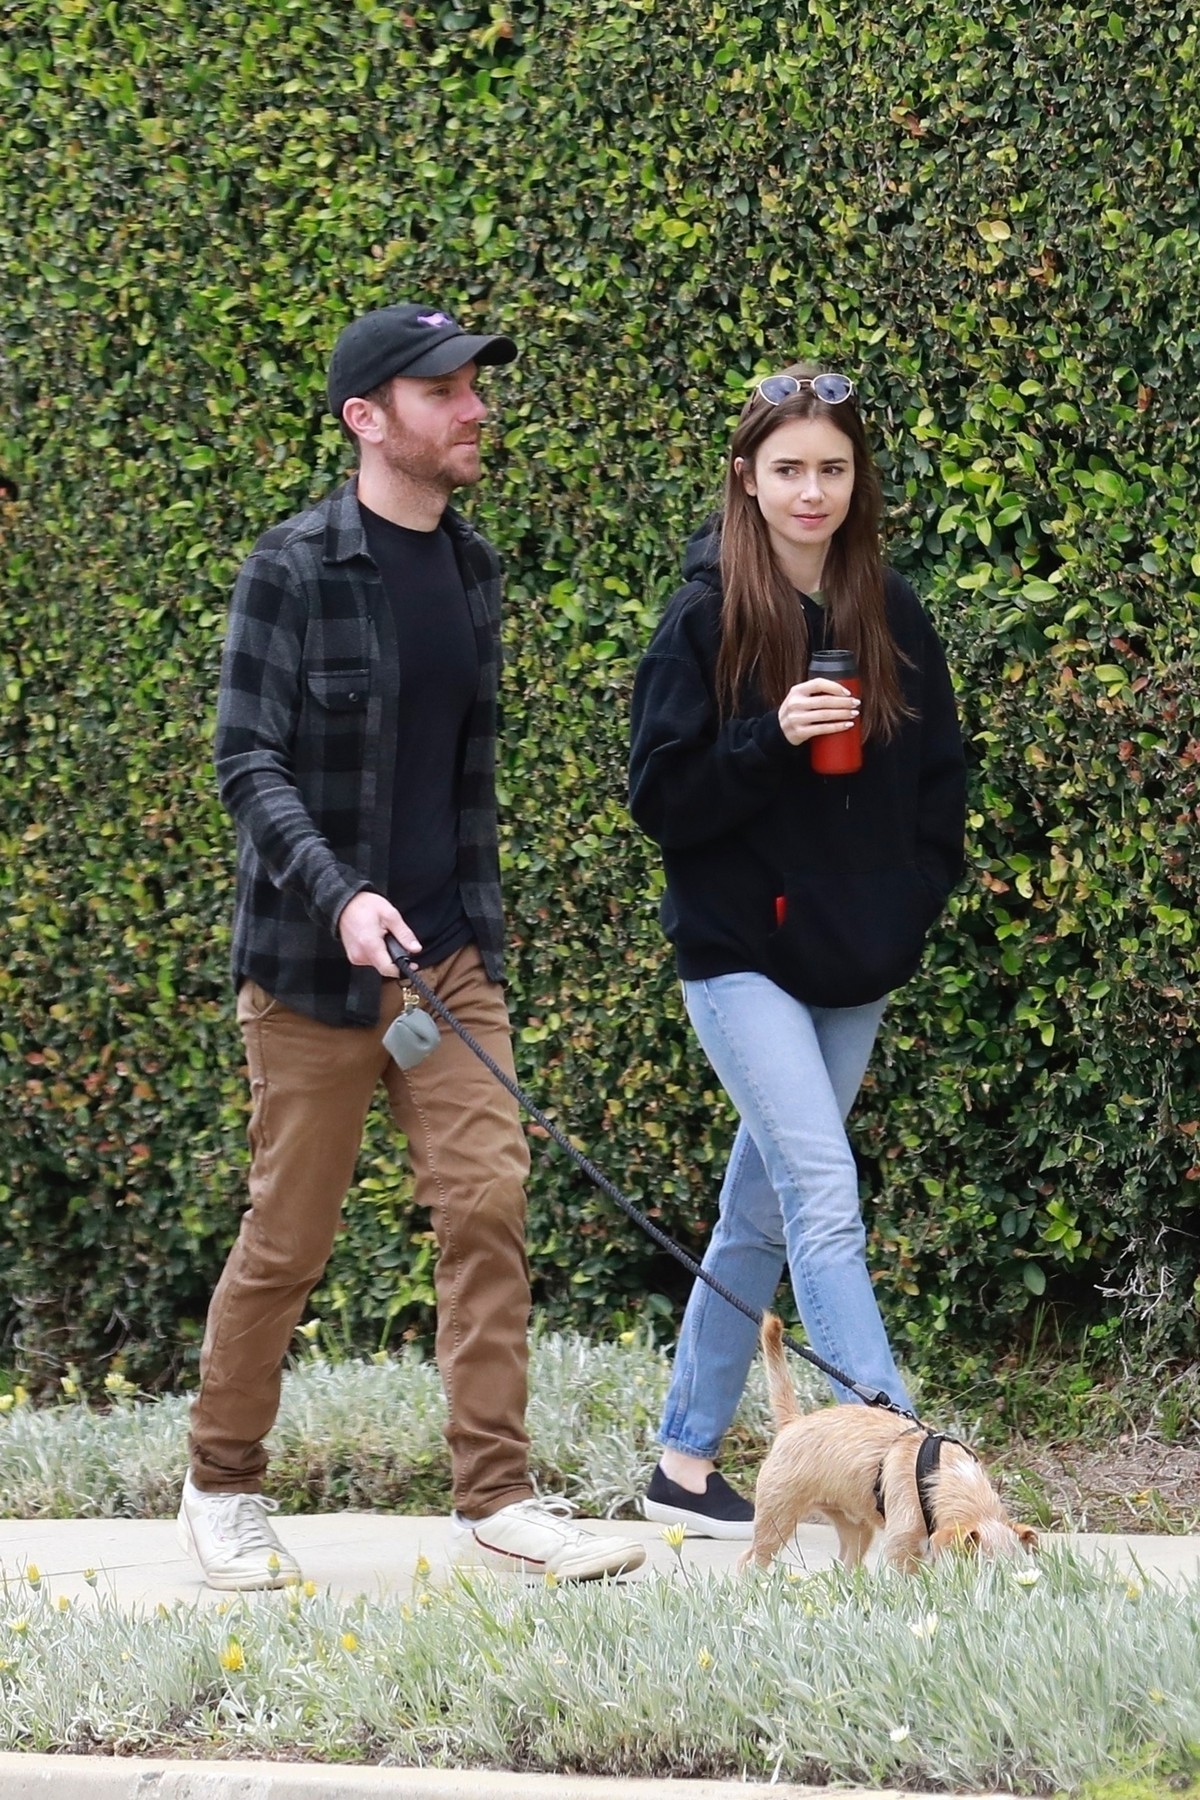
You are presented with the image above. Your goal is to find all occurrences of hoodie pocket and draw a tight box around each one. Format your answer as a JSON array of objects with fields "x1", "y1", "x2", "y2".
[{"x1": 767, "y1": 865, "x2": 945, "y2": 1008}]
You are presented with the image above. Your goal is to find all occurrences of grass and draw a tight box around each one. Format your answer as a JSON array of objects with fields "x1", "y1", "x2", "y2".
[
  {"x1": 1081, "y1": 1781, "x2": 1200, "y2": 1800},
  {"x1": 1, "y1": 1326, "x2": 1197, "y2": 1531},
  {"x1": 910, "y1": 1321, "x2": 1200, "y2": 1536},
  {"x1": 2, "y1": 1547, "x2": 1199, "y2": 1788}
]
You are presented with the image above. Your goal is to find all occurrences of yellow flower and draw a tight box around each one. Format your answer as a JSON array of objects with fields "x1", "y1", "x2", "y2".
[
  {"x1": 1149, "y1": 1689, "x2": 1165, "y2": 1703},
  {"x1": 1125, "y1": 1581, "x2": 1142, "y2": 1601},
  {"x1": 660, "y1": 1523, "x2": 687, "y2": 1550},
  {"x1": 83, "y1": 1569, "x2": 98, "y2": 1587},
  {"x1": 0, "y1": 1395, "x2": 13, "y2": 1414},
  {"x1": 0, "y1": 1659, "x2": 14, "y2": 1674},
  {"x1": 414, "y1": 1554, "x2": 431, "y2": 1580},
  {"x1": 544, "y1": 1571, "x2": 559, "y2": 1589},
  {"x1": 295, "y1": 1320, "x2": 321, "y2": 1341},
  {"x1": 266, "y1": 1553, "x2": 280, "y2": 1575},
  {"x1": 13, "y1": 1386, "x2": 29, "y2": 1408},
  {"x1": 340, "y1": 1632, "x2": 359, "y2": 1652},
  {"x1": 909, "y1": 1611, "x2": 939, "y2": 1641},
  {"x1": 219, "y1": 1640, "x2": 245, "y2": 1673},
  {"x1": 618, "y1": 1330, "x2": 636, "y2": 1346},
  {"x1": 303, "y1": 1580, "x2": 317, "y2": 1599},
  {"x1": 56, "y1": 1595, "x2": 70, "y2": 1612},
  {"x1": 25, "y1": 1565, "x2": 41, "y2": 1588},
  {"x1": 9, "y1": 1617, "x2": 30, "y2": 1636},
  {"x1": 697, "y1": 1648, "x2": 713, "y2": 1670},
  {"x1": 60, "y1": 1376, "x2": 78, "y2": 1397}
]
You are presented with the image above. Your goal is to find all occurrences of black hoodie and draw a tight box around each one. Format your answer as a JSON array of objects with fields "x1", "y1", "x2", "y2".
[{"x1": 628, "y1": 528, "x2": 966, "y2": 1008}]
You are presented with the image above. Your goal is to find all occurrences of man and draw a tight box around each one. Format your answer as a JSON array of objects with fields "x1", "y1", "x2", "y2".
[{"x1": 180, "y1": 303, "x2": 644, "y2": 1587}]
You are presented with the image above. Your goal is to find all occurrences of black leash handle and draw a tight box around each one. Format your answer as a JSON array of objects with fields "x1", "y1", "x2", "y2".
[{"x1": 385, "y1": 936, "x2": 917, "y2": 1418}]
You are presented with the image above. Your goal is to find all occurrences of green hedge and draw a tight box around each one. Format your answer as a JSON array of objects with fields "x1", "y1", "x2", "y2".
[{"x1": 2, "y1": 0, "x2": 1198, "y2": 1387}]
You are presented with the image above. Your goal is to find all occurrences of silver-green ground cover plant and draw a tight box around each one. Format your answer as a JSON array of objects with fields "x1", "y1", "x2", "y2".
[
  {"x1": 0, "y1": 1332, "x2": 802, "y2": 1521},
  {"x1": 2, "y1": 1548, "x2": 1198, "y2": 1789},
  {"x1": 3, "y1": 1333, "x2": 1199, "y2": 1787},
  {"x1": 5, "y1": 1330, "x2": 1197, "y2": 1534}
]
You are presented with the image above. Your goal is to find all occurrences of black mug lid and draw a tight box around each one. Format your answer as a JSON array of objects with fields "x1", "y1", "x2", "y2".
[{"x1": 809, "y1": 648, "x2": 857, "y2": 676}]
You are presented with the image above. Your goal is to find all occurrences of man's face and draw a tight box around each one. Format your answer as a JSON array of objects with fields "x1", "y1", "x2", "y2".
[{"x1": 369, "y1": 361, "x2": 489, "y2": 493}]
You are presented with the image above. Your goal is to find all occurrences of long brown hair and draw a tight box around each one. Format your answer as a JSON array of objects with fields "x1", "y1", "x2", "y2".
[{"x1": 715, "y1": 365, "x2": 911, "y2": 740}]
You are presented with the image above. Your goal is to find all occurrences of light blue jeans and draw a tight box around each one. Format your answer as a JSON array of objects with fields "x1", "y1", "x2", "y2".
[{"x1": 659, "y1": 971, "x2": 912, "y2": 1459}]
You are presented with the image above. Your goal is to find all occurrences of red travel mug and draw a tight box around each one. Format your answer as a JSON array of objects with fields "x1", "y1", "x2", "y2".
[{"x1": 808, "y1": 648, "x2": 862, "y2": 775}]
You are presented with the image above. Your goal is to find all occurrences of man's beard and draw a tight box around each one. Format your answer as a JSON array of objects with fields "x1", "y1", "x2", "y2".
[{"x1": 379, "y1": 414, "x2": 481, "y2": 493}]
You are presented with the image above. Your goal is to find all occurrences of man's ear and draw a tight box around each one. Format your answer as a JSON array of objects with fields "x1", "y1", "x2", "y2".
[
  {"x1": 341, "y1": 396, "x2": 386, "y2": 446},
  {"x1": 929, "y1": 1525, "x2": 979, "y2": 1558}
]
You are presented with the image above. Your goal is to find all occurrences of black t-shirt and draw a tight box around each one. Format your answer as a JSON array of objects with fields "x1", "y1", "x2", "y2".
[{"x1": 360, "y1": 503, "x2": 480, "y2": 966}]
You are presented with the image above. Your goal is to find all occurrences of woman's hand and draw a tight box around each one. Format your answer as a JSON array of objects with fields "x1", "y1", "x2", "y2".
[{"x1": 777, "y1": 678, "x2": 861, "y2": 746}]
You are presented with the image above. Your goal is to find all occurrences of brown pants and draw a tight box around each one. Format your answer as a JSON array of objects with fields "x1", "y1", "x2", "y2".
[{"x1": 188, "y1": 942, "x2": 533, "y2": 1520}]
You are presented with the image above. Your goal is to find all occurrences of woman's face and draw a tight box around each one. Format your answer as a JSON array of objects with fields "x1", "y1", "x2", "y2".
[{"x1": 738, "y1": 415, "x2": 856, "y2": 565}]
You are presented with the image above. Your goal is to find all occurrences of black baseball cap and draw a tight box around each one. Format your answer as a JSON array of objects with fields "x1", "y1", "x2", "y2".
[{"x1": 327, "y1": 303, "x2": 518, "y2": 420}]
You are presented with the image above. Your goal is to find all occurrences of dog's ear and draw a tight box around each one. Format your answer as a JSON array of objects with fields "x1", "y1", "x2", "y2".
[
  {"x1": 1015, "y1": 1524, "x2": 1039, "y2": 1554},
  {"x1": 929, "y1": 1525, "x2": 979, "y2": 1558}
]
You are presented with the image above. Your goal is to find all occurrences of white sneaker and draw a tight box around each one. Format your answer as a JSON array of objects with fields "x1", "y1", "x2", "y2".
[
  {"x1": 451, "y1": 1496, "x2": 646, "y2": 1581},
  {"x1": 177, "y1": 1475, "x2": 301, "y2": 1591}
]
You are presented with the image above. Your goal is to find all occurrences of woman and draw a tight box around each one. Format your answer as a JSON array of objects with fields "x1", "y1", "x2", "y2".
[{"x1": 628, "y1": 367, "x2": 966, "y2": 1539}]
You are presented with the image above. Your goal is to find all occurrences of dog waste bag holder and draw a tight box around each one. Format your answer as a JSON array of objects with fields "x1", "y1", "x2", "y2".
[{"x1": 383, "y1": 1006, "x2": 442, "y2": 1070}]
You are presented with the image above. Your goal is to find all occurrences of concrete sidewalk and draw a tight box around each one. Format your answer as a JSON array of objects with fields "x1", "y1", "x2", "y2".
[
  {"x1": 2, "y1": 1511, "x2": 1198, "y2": 1608},
  {"x1": 0, "y1": 1758, "x2": 936, "y2": 1798},
  {"x1": 3, "y1": 1513, "x2": 797, "y2": 1608}
]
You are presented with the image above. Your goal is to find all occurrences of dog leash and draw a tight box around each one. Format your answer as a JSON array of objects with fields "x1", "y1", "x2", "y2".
[{"x1": 384, "y1": 936, "x2": 919, "y2": 1421}]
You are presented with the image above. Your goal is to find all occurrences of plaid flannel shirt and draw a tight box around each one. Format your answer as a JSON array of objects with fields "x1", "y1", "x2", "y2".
[{"x1": 215, "y1": 476, "x2": 505, "y2": 1027}]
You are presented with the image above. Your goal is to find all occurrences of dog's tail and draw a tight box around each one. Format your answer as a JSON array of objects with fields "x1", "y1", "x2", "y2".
[{"x1": 760, "y1": 1311, "x2": 800, "y2": 1430}]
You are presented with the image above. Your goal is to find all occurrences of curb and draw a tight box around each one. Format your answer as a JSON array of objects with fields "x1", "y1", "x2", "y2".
[{"x1": 0, "y1": 1758, "x2": 946, "y2": 1798}]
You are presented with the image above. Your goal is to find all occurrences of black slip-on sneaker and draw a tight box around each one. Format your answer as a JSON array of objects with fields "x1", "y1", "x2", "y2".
[{"x1": 642, "y1": 1463, "x2": 755, "y2": 1541}]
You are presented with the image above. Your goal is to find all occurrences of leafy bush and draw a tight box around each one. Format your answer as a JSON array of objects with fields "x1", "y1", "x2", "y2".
[{"x1": 1, "y1": 0, "x2": 1197, "y2": 1384}]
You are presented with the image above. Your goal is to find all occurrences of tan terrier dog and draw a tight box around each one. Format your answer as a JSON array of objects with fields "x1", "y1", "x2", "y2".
[{"x1": 740, "y1": 1314, "x2": 1038, "y2": 1573}]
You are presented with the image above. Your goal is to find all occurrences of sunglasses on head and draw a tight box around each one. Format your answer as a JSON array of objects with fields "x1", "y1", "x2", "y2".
[{"x1": 755, "y1": 372, "x2": 855, "y2": 407}]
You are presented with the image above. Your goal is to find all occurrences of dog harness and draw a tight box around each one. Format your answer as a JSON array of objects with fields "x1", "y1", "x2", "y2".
[{"x1": 873, "y1": 1431, "x2": 970, "y2": 1539}]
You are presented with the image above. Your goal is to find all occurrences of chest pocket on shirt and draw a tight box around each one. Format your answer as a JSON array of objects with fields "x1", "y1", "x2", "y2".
[{"x1": 305, "y1": 668, "x2": 370, "y2": 713}]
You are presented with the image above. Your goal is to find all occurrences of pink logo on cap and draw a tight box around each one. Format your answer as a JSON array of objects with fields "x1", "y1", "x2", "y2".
[{"x1": 418, "y1": 312, "x2": 452, "y2": 327}]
